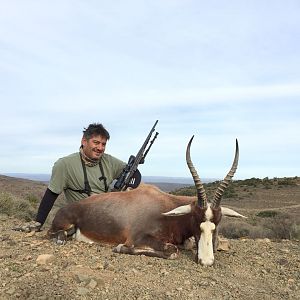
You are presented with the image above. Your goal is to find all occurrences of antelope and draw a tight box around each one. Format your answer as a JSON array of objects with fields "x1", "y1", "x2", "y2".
[{"x1": 48, "y1": 136, "x2": 246, "y2": 266}]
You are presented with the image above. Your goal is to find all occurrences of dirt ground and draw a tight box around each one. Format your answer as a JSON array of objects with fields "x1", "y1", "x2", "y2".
[{"x1": 1, "y1": 213, "x2": 299, "y2": 300}]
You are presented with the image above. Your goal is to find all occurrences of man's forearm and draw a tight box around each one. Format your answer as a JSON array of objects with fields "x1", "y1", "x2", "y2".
[{"x1": 35, "y1": 188, "x2": 59, "y2": 226}]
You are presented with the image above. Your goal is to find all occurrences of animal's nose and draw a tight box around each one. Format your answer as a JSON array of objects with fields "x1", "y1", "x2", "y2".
[{"x1": 199, "y1": 257, "x2": 214, "y2": 266}]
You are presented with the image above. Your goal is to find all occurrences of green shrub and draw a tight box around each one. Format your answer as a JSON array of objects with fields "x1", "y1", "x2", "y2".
[
  {"x1": 262, "y1": 177, "x2": 273, "y2": 187},
  {"x1": 0, "y1": 192, "x2": 14, "y2": 215},
  {"x1": 220, "y1": 211, "x2": 299, "y2": 240},
  {"x1": 223, "y1": 186, "x2": 238, "y2": 199},
  {"x1": 247, "y1": 226, "x2": 274, "y2": 239},
  {"x1": 263, "y1": 214, "x2": 296, "y2": 239},
  {"x1": 277, "y1": 178, "x2": 297, "y2": 186},
  {"x1": 0, "y1": 192, "x2": 36, "y2": 221},
  {"x1": 242, "y1": 178, "x2": 262, "y2": 187},
  {"x1": 264, "y1": 185, "x2": 272, "y2": 189},
  {"x1": 25, "y1": 193, "x2": 39, "y2": 205},
  {"x1": 290, "y1": 224, "x2": 300, "y2": 240},
  {"x1": 171, "y1": 186, "x2": 196, "y2": 196},
  {"x1": 219, "y1": 222, "x2": 251, "y2": 239},
  {"x1": 256, "y1": 210, "x2": 279, "y2": 218}
]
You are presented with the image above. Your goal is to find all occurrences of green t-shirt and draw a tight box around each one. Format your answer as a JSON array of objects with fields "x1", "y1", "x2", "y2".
[{"x1": 48, "y1": 152, "x2": 126, "y2": 202}]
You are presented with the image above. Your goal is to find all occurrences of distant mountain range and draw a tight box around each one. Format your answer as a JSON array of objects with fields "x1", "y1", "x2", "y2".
[
  {"x1": 2, "y1": 173, "x2": 52, "y2": 182},
  {"x1": 1, "y1": 173, "x2": 217, "y2": 184}
]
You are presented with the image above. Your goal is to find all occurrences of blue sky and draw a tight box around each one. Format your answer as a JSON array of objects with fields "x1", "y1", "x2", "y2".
[{"x1": 0, "y1": 0, "x2": 299, "y2": 180}]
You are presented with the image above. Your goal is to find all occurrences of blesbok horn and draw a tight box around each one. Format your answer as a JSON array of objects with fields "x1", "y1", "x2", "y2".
[
  {"x1": 211, "y1": 139, "x2": 239, "y2": 208},
  {"x1": 186, "y1": 136, "x2": 207, "y2": 208}
]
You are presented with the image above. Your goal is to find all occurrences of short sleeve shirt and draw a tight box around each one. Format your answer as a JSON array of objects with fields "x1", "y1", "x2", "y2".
[{"x1": 48, "y1": 152, "x2": 126, "y2": 202}]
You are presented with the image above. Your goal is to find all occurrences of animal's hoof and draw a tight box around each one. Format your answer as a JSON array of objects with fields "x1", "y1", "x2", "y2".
[
  {"x1": 183, "y1": 237, "x2": 196, "y2": 250},
  {"x1": 51, "y1": 238, "x2": 66, "y2": 245},
  {"x1": 169, "y1": 252, "x2": 179, "y2": 260},
  {"x1": 164, "y1": 243, "x2": 178, "y2": 258},
  {"x1": 56, "y1": 239, "x2": 66, "y2": 245},
  {"x1": 113, "y1": 244, "x2": 125, "y2": 253}
]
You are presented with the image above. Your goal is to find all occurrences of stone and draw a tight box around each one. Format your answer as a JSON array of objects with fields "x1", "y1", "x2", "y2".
[
  {"x1": 217, "y1": 237, "x2": 230, "y2": 251},
  {"x1": 36, "y1": 254, "x2": 55, "y2": 265}
]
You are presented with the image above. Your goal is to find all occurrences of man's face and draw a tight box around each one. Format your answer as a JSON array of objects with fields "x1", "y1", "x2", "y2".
[{"x1": 81, "y1": 135, "x2": 107, "y2": 160}]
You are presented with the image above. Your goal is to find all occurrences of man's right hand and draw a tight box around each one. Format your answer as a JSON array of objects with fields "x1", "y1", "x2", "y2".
[{"x1": 12, "y1": 221, "x2": 42, "y2": 232}]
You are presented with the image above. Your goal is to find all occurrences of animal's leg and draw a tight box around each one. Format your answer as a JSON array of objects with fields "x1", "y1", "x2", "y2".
[
  {"x1": 212, "y1": 226, "x2": 219, "y2": 253},
  {"x1": 113, "y1": 236, "x2": 178, "y2": 259},
  {"x1": 194, "y1": 234, "x2": 200, "y2": 263},
  {"x1": 48, "y1": 224, "x2": 76, "y2": 245},
  {"x1": 178, "y1": 237, "x2": 196, "y2": 250},
  {"x1": 113, "y1": 243, "x2": 178, "y2": 259},
  {"x1": 51, "y1": 230, "x2": 67, "y2": 245}
]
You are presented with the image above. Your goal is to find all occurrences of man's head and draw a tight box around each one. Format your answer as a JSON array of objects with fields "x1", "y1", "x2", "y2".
[{"x1": 81, "y1": 123, "x2": 110, "y2": 161}]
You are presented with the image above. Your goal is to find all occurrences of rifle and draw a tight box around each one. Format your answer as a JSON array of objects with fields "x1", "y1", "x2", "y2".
[{"x1": 113, "y1": 120, "x2": 159, "y2": 191}]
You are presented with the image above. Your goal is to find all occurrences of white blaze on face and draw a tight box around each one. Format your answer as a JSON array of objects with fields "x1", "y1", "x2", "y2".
[{"x1": 198, "y1": 205, "x2": 216, "y2": 266}]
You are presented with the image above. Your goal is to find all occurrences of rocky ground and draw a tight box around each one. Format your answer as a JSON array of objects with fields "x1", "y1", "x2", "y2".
[{"x1": 0, "y1": 214, "x2": 299, "y2": 300}]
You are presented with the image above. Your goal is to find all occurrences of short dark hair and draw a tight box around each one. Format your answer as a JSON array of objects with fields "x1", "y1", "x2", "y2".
[{"x1": 83, "y1": 123, "x2": 110, "y2": 140}]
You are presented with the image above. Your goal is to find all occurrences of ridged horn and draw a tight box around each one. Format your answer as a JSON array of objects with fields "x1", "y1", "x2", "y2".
[
  {"x1": 186, "y1": 136, "x2": 207, "y2": 208},
  {"x1": 211, "y1": 139, "x2": 239, "y2": 208}
]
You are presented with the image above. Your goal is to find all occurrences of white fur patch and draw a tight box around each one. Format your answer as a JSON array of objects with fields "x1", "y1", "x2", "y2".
[
  {"x1": 114, "y1": 244, "x2": 125, "y2": 252},
  {"x1": 205, "y1": 204, "x2": 213, "y2": 221},
  {"x1": 198, "y1": 211, "x2": 216, "y2": 266},
  {"x1": 133, "y1": 247, "x2": 155, "y2": 254},
  {"x1": 169, "y1": 253, "x2": 179, "y2": 260},
  {"x1": 74, "y1": 228, "x2": 94, "y2": 244}
]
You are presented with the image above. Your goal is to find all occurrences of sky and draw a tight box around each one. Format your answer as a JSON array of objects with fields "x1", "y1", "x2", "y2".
[{"x1": 0, "y1": 0, "x2": 299, "y2": 180}]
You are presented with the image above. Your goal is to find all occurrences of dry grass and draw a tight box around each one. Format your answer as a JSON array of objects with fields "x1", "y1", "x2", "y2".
[{"x1": 0, "y1": 175, "x2": 67, "y2": 226}]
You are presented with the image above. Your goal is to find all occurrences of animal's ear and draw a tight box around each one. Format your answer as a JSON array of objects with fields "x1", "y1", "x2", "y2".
[
  {"x1": 221, "y1": 207, "x2": 247, "y2": 218},
  {"x1": 162, "y1": 204, "x2": 192, "y2": 216}
]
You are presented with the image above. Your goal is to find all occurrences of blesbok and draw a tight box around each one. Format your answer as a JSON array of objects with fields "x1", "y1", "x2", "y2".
[{"x1": 48, "y1": 136, "x2": 246, "y2": 266}]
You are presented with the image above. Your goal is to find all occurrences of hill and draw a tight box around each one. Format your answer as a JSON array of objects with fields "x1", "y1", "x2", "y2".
[
  {"x1": 1, "y1": 173, "x2": 195, "y2": 192},
  {"x1": 0, "y1": 175, "x2": 299, "y2": 299},
  {"x1": 2, "y1": 173, "x2": 216, "y2": 185}
]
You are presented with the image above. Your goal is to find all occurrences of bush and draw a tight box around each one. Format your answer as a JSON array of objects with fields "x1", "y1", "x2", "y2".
[
  {"x1": 247, "y1": 226, "x2": 274, "y2": 239},
  {"x1": 242, "y1": 178, "x2": 262, "y2": 187},
  {"x1": 25, "y1": 194, "x2": 40, "y2": 205},
  {"x1": 263, "y1": 214, "x2": 296, "y2": 240},
  {"x1": 171, "y1": 186, "x2": 196, "y2": 196},
  {"x1": 256, "y1": 210, "x2": 279, "y2": 218},
  {"x1": 0, "y1": 192, "x2": 14, "y2": 215},
  {"x1": 219, "y1": 211, "x2": 299, "y2": 240},
  {"x1": 223, "y1": 186, "x2": 238, "y2": 199},
  {"x1": 219, "y1": 221, "x2": 252, "y2": 239},
  {"x1": 277, "y1": 178, "x2": 297, "y2": 186},
  {"x1": 0, "y1": 192, "x2": 36, "y2": 221},
  {"x1": 290, "y1": 224, "x2": 300, "y2": 240},
  {"x1": 263, "y1": 184, "x2": 272, "y2": 189},
  {"x1": 262, "y1": 177, "x2": 273, "y2": 188}
]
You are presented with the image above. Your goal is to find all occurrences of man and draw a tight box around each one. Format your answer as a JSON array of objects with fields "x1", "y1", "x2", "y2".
[{"x1": 17, "y1": 123, "x2": 140, "y2": 232}]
